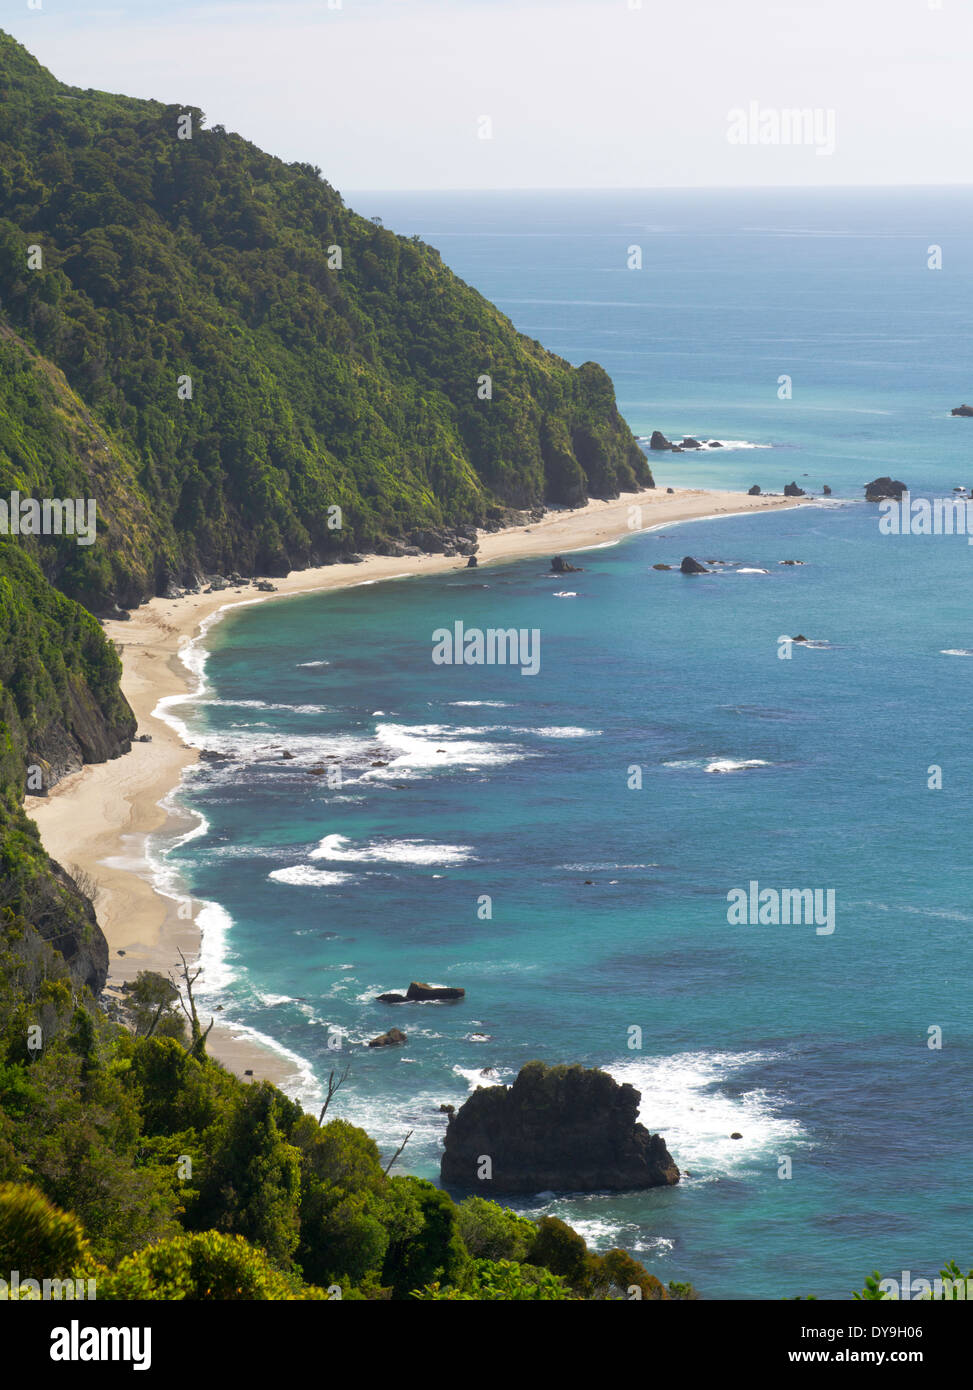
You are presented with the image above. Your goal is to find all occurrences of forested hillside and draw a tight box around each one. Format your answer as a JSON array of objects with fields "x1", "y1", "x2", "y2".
[{"x1": 0, "y1": 30, "x2": 650, "y2": 611}]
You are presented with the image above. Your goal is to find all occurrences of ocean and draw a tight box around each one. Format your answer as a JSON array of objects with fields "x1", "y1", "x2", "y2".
[{"x1": 153, "y1": 189, "x2": 973, "y2": 1299}]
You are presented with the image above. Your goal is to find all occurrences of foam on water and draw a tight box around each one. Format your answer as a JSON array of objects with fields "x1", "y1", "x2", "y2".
[
  {"x1": 705, "y1": 758, "x2": 772, "y2": 773},
  {"x1": 269, "y1": 865, "x2": 354, "y2": 887},
  {"x1": 663, "y1": 757, "x2": 773, "y2": 773},
  {"x1": 452, "y1": 1064, "x2": 508, "y2": 1090},
  {"x1": 200, "y1": 698, "x2": 332, "y2": 714},
  {"x1": 194, "y1": 901, "x2": 237, "y2": 994},
  {"x1": 215, "y1": 1018, "x2": 323, "y2": 1110},
  {"x1": 509, "y1": 725, "x2": 601, "y2": 738},
  {"x1": 369, "y1": 721, "x2": 527, "y2": 776},
  {"x1": 608, "y1": 1050, "x2": 806, "y2": 1174},
  {"x1": 447, "y1": 700, "x2": 512, "y2": 707},
  {"x1": 310, "y1": 833, "x2": 476, "y2": 866}
]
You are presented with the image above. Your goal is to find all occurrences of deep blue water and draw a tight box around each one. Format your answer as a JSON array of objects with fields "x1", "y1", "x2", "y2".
[{"x1": 158, "y1": 189, "x2": 973, "y2": 1299}]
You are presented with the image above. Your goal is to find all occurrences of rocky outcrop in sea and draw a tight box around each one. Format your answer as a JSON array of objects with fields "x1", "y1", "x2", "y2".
[{"x1": 440, "y1": 1060, "x2": 680, "y2": 1194}]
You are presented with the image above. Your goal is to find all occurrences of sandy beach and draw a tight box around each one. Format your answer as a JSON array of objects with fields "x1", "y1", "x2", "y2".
[{"x1": 25, "y1": 484, "x2": 801, "y2": 1090}]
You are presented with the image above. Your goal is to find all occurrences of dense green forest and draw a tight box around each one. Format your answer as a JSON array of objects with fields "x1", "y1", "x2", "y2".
[{"x1": 0, "y1": 29, "x2": 650, "y2": 611}]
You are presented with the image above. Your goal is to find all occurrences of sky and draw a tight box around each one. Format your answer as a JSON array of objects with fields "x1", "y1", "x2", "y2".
[{"x1": 4, "y1": 0, "x2": 971, "y2": 191}]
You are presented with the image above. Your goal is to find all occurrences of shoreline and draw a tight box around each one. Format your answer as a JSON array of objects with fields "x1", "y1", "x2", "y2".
[{"x1": 26, "y1": 484, "x2": 803, "y2": 1090}]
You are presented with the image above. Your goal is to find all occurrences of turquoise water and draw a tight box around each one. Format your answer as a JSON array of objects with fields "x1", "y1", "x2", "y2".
[{"x1": 158, "y1": 190, "x2": 973, "y2": 1299}]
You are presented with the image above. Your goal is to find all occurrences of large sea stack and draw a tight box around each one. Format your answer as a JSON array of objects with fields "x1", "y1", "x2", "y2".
[{"x1": 440, "y1": 1061, "x2": 680, "y2": 1194}]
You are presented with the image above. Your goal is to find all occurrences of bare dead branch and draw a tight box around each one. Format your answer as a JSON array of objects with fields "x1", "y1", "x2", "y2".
[
  {"x1": 318, "y1": 1063, "x2": 351, "y2": 1124},
  {"x1": 384, "y1": 1129, "x2": 414, "y2": 1176}
]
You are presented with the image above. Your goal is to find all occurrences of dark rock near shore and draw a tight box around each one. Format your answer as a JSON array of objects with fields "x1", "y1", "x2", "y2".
[
  {"x1": 783, "y1": 481, "x2": 806, "y2": 497},
  {"x1": 680, "y1": 437, "x2": 702, "y2": 449},
  {"x1": 652, "y1": 563, "x2": 673, "y2": 570},
  {"x1": 466, "y1": 555, "x2": 478, "y2": 568},
  {"x1": 865, "y1": 476, "x2": 907, "y2": 501},
  {"x1": 951, "y1": 404, "x2": 973, "y2": 417},
  {"x1": 707, "y1": 440, "x2": 724, "y2": 447},
  {"x1": 649, "y1": 430, "x2": 672, "y2": 450},
  {"x1": 822, "y1": 484, "x2": 832, "y2": 495},
  {"x1": 550, "y1": 555, "x2": 582, "y2": 574},
  {"x1": 666, "y1": 486, "x2": 674, "y2": 493},
  {"x1": 368, "y1": 1027, "x2": 407, "y2": 1047},
  {"x1": 407, "y1": 981, "x2": 465, "y2": 1002},
  {"x1": 440, "y1": 1060, "x2": 680, "y2": 1194},
  {"x1": 377, "y1": 981, "x2": 466, "y2": 1004},
  {"x1": 680, "y1": 555, "x2": 710, "y2": 574},
  {"x1": 748, "y1": 484, "x2": 761, "y2": 495}
]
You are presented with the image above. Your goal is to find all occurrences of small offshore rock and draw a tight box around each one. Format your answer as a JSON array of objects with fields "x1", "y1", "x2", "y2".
[
  {"x1": 368, "y1": 1027, "x2": 407, "y2": 1048},
  {"x1": 406, "y1": 981, "x2": 465, "y2": 1002},
  {"x1": 864, "y1": 476, "x2": 907, "y2": 501}
]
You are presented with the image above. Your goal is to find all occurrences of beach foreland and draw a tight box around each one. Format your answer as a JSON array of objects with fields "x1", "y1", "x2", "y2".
[{"x1": 26, "y1": 485, "x2": 802, "y2": 1090}]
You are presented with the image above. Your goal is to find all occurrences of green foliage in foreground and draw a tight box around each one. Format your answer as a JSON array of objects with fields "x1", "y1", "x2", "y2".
[
  {"x1": 0, "y1": 929, "x2": 698, "y2": 1300},
  {"x1": 852, "y1": 1262, "x2": 973, "y2": 1301}
]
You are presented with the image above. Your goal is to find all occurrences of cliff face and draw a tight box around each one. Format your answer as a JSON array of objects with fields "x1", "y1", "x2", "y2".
[
  {"x1": 0, "y1": 542, "x2": 133, "y2": 996},
  {"x1": 441, "y1": 1061, "x2": 680, "y2": 1195}
]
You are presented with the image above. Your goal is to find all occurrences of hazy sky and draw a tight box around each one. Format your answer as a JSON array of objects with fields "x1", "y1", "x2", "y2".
[{"x1": 6, "y1": 0, "x2": 971, "y2": 191}]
